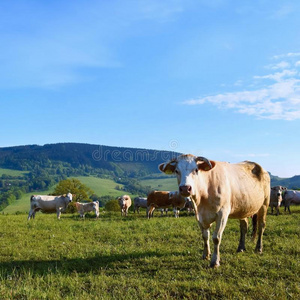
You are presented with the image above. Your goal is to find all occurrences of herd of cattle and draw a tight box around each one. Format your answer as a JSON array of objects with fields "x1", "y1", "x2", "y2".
[{"x1": 26, "y1": 154, "x2": 300, "y2": 268}]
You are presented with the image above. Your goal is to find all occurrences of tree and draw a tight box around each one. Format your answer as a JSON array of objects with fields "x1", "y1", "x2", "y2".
[
  {"x1": 53, "y1": 178, "x2": 94, "y2": 202},
  {"x1": 105, "y1": 199, "x2": 120, "y2": 212}
]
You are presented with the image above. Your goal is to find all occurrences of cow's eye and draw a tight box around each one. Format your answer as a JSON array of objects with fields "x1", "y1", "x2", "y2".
[
  {"x1": 175, "y1": 170, "x2": 179, "y2": 174},
  {"x1": 194, "y1": 168, "x2": 198, "y2": 174}
]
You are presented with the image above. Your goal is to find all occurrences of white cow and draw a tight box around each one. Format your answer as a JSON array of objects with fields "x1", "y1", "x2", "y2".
[
  {"x1": 28, "y1": 193, "x2": 73, "y2": 220},
  {"x1": 283, "y1": 190, "x2": 300, "y2": 214},
  {"x1": 133, "y1": 197, "x2": 147, "y2": 214},
  {"x1": 270, "y1": 186, "x2": 286, "y2": 215},
  {"x1": 75, "y1": 201, "x2": 100, "y2": 218},
  {"x1": 159, "y1": 154, "x2": 270, "y2": 268}
]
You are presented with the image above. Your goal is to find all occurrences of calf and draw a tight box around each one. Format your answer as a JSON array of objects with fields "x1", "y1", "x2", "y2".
[{"x1": 75, "y1": 201, "x2": 100, "y2": 218}]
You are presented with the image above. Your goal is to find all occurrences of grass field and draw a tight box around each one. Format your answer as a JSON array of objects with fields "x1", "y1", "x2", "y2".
[
  {"x1": 75, "y1": 176, "x2": 126, "y2": 197},
  {"x1": 0, "y1": 208, "x2": 299, "y2": 299},
  {"x1": 140, "y1": 177, "x2": 178, "y2": 191},
  {"x1": 0, "y1": 168, "x2": 29, "y2": 177}
]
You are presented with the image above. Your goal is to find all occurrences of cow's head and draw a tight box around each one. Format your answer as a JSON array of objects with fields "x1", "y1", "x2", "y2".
[
  {"x1": 118, "y1": 196, "x2": 127, "y2": 208},
  {"x1": 159, "y1": 154, "x2": 214, "y2": 197},
  {"x1": 271, "y1": 186, "x2": 286, "y2": 208},
  {"x1": 66, "y1": 193, "x2": 73, "y2": 202}
]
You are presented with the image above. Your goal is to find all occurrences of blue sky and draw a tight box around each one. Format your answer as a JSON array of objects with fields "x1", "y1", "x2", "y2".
[{"x1": 1, "y1": 0, "x2": 300, "y2": 177}]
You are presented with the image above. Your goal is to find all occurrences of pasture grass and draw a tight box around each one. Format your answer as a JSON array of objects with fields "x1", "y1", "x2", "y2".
[
  {"x1": 139, "y1": 177, "x2": 178, "y2": 191},
  {"x1": 74, "y1": 176, "x2": 126, "y2": 197},
  {"x1": 0, "y1": 168, "x2": 29, "y2": 177},
  {"x1": 0, "y1": 209, "x2": 299, "y2": 299}
]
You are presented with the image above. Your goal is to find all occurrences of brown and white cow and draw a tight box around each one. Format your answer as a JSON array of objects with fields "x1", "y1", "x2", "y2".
[
  {"x1": 28, "y1": 193, "x2": 73, "y2": 220},
  {"x1": 283, "y1": 190, "x2": 300, "y2": 214},
  {"x1": 147, "y1": 191, "x2": 187, "y2": 219},
  {"x1": 270, "y1": 186, "x2": 286, "y2": 215},
  {"x1": 118, "y1": 195, "x2": 132, "y2": 216},
  {"x1": 159, "y1": 154, "x2": 270, "y2": 268},
  {"x1": 75, "y1": 201, "x2": 100, "y2": 218}
]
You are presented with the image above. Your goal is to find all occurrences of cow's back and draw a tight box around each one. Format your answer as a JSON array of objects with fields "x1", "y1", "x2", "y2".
[
  {"x1": 285, "y1": 190, "x2": 300, "y2": 204},
  {"x1": 213, "y1": 161, "x2": 270, "y2": 218},
  {"x1": 147, "y1": 191, "x2": 171, "y2": 208}
]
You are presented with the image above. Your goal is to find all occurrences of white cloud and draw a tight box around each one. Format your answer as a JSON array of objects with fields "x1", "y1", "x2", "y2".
[
  {"x1": 266, "y1": 61, "x2": 290, "y2": 70},
  {"x1": 272, "y1": 52, "x2": 300, "y2": 60},
  {"x1": 183, "y1": 53, "x2": 300, "y2": 121},
  {"x1": 253, "y1": 69, "x2": 297, "y2": 82}
]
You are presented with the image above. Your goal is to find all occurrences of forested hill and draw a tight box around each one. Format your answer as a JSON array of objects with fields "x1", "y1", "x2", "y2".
[
  {"x1": 0, "y1": 143, "x2": 180, "y2": 177},
  {"x1": 0, "y1": 142, "x2": 299, "y2": 187}
]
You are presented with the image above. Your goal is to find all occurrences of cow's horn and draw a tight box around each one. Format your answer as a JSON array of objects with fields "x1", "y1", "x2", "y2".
[{"x1": 195, "y1": 156, "x2": 212, "y2": 169}]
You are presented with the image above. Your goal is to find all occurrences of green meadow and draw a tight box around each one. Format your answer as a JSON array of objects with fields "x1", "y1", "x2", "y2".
[
  {"x1": 0, "y1": 209, "x2": 299, "y2": 299},
  {"x1": 0, "y1": 168, "x2": 29, "y2": 177}
]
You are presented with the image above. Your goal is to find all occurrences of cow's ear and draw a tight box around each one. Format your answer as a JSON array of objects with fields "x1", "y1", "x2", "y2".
[{"x1": 159, "y1": 159, "x2": 177, "y2": 174}]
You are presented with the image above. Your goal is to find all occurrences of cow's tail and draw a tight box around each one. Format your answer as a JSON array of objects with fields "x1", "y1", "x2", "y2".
[{"x1": 251, "y1": 214, "x2": 258, "y2": 240}]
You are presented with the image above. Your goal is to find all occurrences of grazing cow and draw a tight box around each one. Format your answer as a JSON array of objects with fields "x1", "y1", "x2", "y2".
[
  {"x1": 283, "y1": 190, "x2": 300, "y2": 214},
  {"x1": 118, "y1": 195, "x2": 132, "y2": 216},
  {"x1": 133, "y1": 197, "x2": 147, "y2": 214},
  {"x1": 147, "y1": 191, "x2": 187, "y2": 219},
  {"x1": 159, "y1": 154, "x2": 270, "y2": 268},
  {"x1": 75, "y1": 201, "x2": 100, "y2": 218},
  {"x1": 28, "y1": 193, "x2": 73, "y2": 220},
  {"x1": 270, "y1": 186, "x2": 286, "y2": 215},
  {"x1": 184, "y1": 197, "x2": 195, "y2": 215}
]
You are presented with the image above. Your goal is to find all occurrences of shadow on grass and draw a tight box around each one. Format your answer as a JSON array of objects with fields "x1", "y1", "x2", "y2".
[{"x1": 0, "y1": 251, "x2": 171, "y2": 277}]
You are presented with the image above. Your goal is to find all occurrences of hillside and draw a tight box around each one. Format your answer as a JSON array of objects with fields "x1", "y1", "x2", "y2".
[{"x1": 0, "y1": 143, "x2": 180, "y2": 176}]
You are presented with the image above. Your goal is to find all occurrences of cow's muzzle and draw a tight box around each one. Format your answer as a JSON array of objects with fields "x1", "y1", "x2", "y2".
[{"x1": 179, "y1": 185, "x2": 192, "y2": 197}]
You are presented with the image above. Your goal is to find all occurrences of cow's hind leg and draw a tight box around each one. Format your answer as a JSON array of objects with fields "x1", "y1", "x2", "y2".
[
  {"x1": 27, "y1": 209, "x2": 33, "y2": 221},
  {"x1": 237, "y1": 218, "x2": 248, "y2": 252},
  {"x1": 255, "y1": 204, "x2": 268, "y2": 253},
  {"x1": 147, "y1": 206, "x2": 155, "y2": 219},
  {"x1": 27, "y1": 208, "x2": 36, "y2": 220}
]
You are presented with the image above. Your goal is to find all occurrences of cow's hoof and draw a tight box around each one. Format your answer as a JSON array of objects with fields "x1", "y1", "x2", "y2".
[
  {"x1": 202, "y1": 254, "x2": 211, "y2": 260},
  {"x1": 210, "y1": 262, "x2": 220, "y2": 268},
  {"x1": 237, "y1": 247, "x2": 246, "y2": 253},
  {"x1": 255, "y1": 248, "x2": 263, "y2": 254}
]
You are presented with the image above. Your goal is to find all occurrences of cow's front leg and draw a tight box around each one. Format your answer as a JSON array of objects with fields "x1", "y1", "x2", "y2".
[
  {"x1": 199, "y1": 223, "x2": 210, "y2": 260},
  {"x1": 237, "y1": 218, "x2": 248, "y2": 252},
  {"x1": 57, "y1": 208, "x2": 62, "y2": 219},
  {"x1": 211, "y1": 210, "x2": 229, "y2": 268}
]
